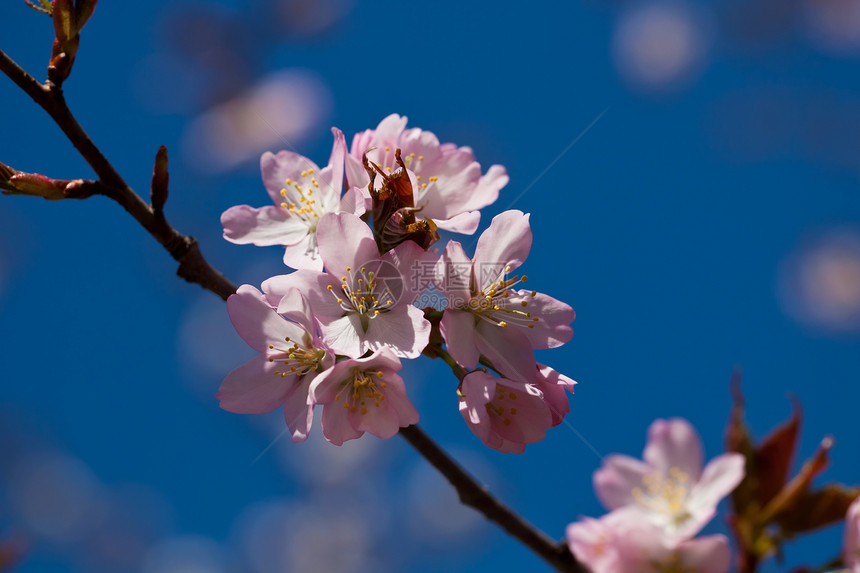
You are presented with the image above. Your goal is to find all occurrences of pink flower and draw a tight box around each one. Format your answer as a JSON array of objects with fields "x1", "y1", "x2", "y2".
[
  {"x1": 309, "y1": 348, "x2": 418, "y2": 445},
  {"x1": 593, "y1": 418, "x2": 745, "y2": 541},
  {"x1": 262, "y1": 212, "x2": 433, "y2": 359},
  {"x1": 434, "y1": 210, "x2": 575, "y2": 381},
  {"x1": 458, "y1": 366, "x2": 575, "y2": 454},
  {"x1": 843, "y1": 496, "x2": 860, "y2": 573},
  {"x1": 566, "y1": 514, "x2": 731, "y2": 573},
  {"x1": 345, "y1": 114, "x2": 508, "y2": 234},
  {"x1": 217, "y1": 285, "x2": 333, "y2": 442},
  {"x1": 221, "y1": 127, "x2": 368, "y2": 270}
]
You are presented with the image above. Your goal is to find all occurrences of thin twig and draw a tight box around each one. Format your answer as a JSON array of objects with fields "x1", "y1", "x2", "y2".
[
  {"x1": 399, "y1": 425, "x2": 583, "y2": 573},
  {"x1": 0, "y1": 47, "x2": 236, "y2": 300}
]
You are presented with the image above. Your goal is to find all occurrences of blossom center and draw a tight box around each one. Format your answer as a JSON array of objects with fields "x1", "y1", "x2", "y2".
[
  {"x1": 462, "y1": 266, "x2": 540, "y2": 330},
  {"x1": 267, "y1": 336, "x2": 326, "y2": 378},
  {"x1": 327, "y1": 265, "x2": 395, "y2": 326},
  {"x1": 485, "y1": 384, "x2": 521, "y2": 427},
  {"x1": 334, "y1": 369, "x2": 388, "y2": 415},
  {"x1": 631, "y1": 467, "x2": 692, "y2": 526},
  {"x1": 279, "y1": 169, "x2": 322, "y2": 229}
]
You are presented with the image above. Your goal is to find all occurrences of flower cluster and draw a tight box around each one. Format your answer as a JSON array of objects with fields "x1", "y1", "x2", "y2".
[
  {"x1": 218, "y1": 115, "x2": 577, "y2": 451},
  {"x1": 566, "y1": 418, "x2": 745, "y2": 573}
]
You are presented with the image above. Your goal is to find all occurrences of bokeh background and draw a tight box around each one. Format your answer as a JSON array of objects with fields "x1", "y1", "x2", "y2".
[{"x1": 1, "y1": 0, "x2": 860, "y2": 571}]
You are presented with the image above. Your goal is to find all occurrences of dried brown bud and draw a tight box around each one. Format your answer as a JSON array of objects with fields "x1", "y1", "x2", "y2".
[{"x1": 363, "y1": 148, "x2": 439, "y2": 254}]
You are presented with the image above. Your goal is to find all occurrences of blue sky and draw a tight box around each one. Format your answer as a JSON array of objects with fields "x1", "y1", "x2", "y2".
[{"x1": 1, "y1": 1, "x2": 859, "y2": 571}]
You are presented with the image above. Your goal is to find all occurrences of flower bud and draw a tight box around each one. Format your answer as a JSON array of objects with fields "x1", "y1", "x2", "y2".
[
  {"x1": 150, "y1": 145, "x2": 169, "y2": 213},
  {"x1": 7, "y1": 172, "x2": 70, "y2": 201},
  {"x1": 75, "y1": 0, "x2": 98, "y2": 31}
]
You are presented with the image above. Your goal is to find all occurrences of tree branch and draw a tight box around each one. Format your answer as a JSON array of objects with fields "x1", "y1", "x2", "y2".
[
  {"x1": 399, "y1": 425, "x2": 584, "y2": 573},
  {"x1": 1, "y1": 43, "x2": 585, "y2": 573},
  {"x1": 0, "y1": 47, "x2": 236, "y2": 300}
]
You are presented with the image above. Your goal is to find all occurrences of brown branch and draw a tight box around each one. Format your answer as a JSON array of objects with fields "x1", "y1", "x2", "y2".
[
  {"x1": 0, "y1": 47, "x2": 236, "y2": 301},
  {"x1": 1, "y1": 43, "x2": 584, "y2": 573},
  {"x1": 399, "y1": 425, "x2": 584, "y2": 573}
]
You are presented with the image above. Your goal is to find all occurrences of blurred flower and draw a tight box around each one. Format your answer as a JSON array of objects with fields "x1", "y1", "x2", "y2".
[
  {"x1": 843, "y1": 497, "x2": 860, "y2": 572},
  {"x1": 779, "y1": 228, "x2": 860, "y2": 334},
  {"x1": 8, "y1": 451, "x2": 105, "y2": 545},
  {"x1": 612, "y1": 2, "x2": 712, "y2": 92},
  {"x1": 234, "y1": 499, "x2": 387, "y2": 573},
  {"x1": 178, "y1": 294, "x2": 253, "y2": 392},
  {"x1": 271, "y1": 0, "x2": 354, "y2": 37},
  {"x1": 405, "y1": 452, "x2": 488, "y2": 542},
  {"x1": 182, "y1": 70, "x2": 332, "y2": 174},
  {"x1": 593, "y1": 418, "x2": 744, "y2": 541},
  {"x1": 141, "y1": 535, "x2": 227, "y2": 573},
  {"x1": 803, "y1": 0, "x2": 860, "y2": 55},
  {"x1": 566, "y1": 514, "x2": 731, "y2": 573}
]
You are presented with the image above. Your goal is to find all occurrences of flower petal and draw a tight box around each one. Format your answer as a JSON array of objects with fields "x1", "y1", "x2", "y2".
[
  {"x1": 643, "y1": 418, "x2": 704, "y2": 482},
  {"x1": 221, "y1": 205, "x2": 309, "y2": 246},
  {"x1": 473, "y1": 210, "x2": 532, "y2": 281},
  {"x1": 687, "y1": 453, "x2": 745, "y2": 515},
  {"x1": 440, "y1": 309, "x2": 480, "y2": 369},
  {"x1": 261, "y1": 150, "x2": 320, "y2": 205},
  {"x1": 228, "y1": 285, "x2": 306, "y2": 352},
  {"x1": 217, "y1": 354, "x2": 293, "y2": 414},
  {"x1": 474, "y1": 321, "x2": 537, "y2": 382},
  {"x1": 319, "y1": 313, "x2": 365, "y2": 358},
  {"x1": 593, "y1": 454, "x2": 652, "y2": 510},
  {"x1": 365, "y1": 305, "x2": 431, "y2": 359},
  {"x1": 281, "y1": 376, "x2": 314, "y2": 442},
  {"x1": 432, "y1": 211, "x2": 481, "y2": 234},
  {"x1": 510, "y1": 290, "x2": 575, "y2": 349},
  {"x1": 316, "y1": 212, "x2": 378, "y2": 277}
]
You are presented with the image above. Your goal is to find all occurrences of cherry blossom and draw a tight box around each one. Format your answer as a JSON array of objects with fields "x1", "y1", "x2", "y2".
[
  {"x1": 345, "y1": 114, "x2": 508, "y2": 234},
  {"x1": 435, "y1": 210, "x2": 575, "y2": 381},
  {"x1": 593, "y1": 417, "x2": 745, "y2": 541},
  {"x1": 216, "y1": 285, "x2": 333, "y2": 442},
  {"x1": 262, "y1": 212, "x2": 434, "y2": 359},
  {"x1": 458, "y1": 366, "x2": 574, "y2": 454},
  {"x1": 309, "y1": 348, "x2": 418, "y2": 445},
  {"x1": 566, "y1": 514, "x2": 731, "y2": 573},
  {"x1": 221, "y1": 127, "x2": 368, "y2": 270}
]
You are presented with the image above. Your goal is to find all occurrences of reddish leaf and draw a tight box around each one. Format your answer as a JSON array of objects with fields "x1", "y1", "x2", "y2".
[
  {"x1": 775, "y1": 484, "x2": 860, "y2": 536},
  {"x1": 761, "y1": 435, "x2": 834, "y2": 523},
  {"x1": 754, "y1": 399, "x2": 801, "y2": 507}
]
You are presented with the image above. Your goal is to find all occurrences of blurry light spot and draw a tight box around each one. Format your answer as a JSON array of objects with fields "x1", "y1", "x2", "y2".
[
  {"x1": 406, "y1": 457, "x2": 485, "y2": 542},
  {"x1": 803, "y1": 0, "x2": 860, "y2": 54},
  {"x1": 234, "y1": 499, "x2": 383, "y2": 573},
  {"x1": 276, "y1": 416, "x2": 380, "y2": 486},
  {"x1": 612, "y1": 3, "x2": 711, "y2": 92},
  {"x1": 141, "y1": 535, "x2": 226, "y2": 573},
  {"x1": 181, "y1": 70, "x2": 332, "y2": 174},
  {"x1": 276, "y1": 0, "x2": 355, "y2": 36},
  {"x1": 779, "y1": 229, "x2": 860, "y2": 333},
  {"x1": 9, "y1": 452, "x2": 104, "y2": 544},
  {"x1": 178, "y1": 295, "x2": 254, "y2": 394}
]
